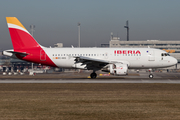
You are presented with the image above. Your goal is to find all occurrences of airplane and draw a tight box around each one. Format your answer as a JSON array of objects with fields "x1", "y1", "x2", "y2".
[{"x1": 2, "y1": 17, "x2": 178, "y2": 79}]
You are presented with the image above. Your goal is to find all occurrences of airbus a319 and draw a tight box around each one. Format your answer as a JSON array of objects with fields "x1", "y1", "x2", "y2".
[{"x1": 2, "y1": 17, "x2": 178, "y2": 78}]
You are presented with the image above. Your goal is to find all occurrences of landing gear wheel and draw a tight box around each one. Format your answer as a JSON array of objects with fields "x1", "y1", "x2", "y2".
[
  {"x1": 90, "y1": 72, "x2": 97, "y2": 79},
  {"x1": 149, "y1": 74, "x2": 153, "y2": 79}
]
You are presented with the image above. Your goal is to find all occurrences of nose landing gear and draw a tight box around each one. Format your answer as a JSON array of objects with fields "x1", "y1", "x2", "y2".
[
  {"x1": 149, "y1": 74, "x2": 154, "y2": 79},
  {"x1": 148, "y1": 69, "x2": 154, "y2": 79}
]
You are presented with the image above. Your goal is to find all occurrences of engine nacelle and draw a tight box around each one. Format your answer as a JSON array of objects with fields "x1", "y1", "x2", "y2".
[{"x1": 109, "y1": 63, "x2": 128, "y2": 76}]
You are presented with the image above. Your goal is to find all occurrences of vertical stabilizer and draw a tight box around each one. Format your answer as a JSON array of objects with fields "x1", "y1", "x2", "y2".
[{"x1": 6, "y1": 17, "x2": 40, "y2": 51}]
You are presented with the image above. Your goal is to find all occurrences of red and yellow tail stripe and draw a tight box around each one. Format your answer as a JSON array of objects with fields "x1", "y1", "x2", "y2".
[
  {"x1": 6, "y1": 17, "x2": 57, "y2": 67},
  {"x1": 6, "y1": 17, "x2": 29, "y2": 34},
  {"x1": 6, "y1": 17, "x2": 39, "y2": 50}
]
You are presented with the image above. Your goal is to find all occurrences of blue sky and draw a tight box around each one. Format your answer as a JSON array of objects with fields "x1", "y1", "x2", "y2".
[{"x1": 0, "y1": 0, "x2": 180, "y2": 50}]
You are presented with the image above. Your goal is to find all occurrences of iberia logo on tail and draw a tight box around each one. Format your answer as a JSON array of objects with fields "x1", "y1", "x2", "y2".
[
  {"x1": 6, "y1": 17, "x2": 40, "y2": 50},
  {"x1": 7, "y1": 17, "x2": 27, "y2": 32},
  {"x1": 5, "y1": 17, "x2": 57, "y2": 67}
]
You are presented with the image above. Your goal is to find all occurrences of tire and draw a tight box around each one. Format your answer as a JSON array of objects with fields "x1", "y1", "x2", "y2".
[
  {"x1": 149, "y1": 74, "x2": 153, "y2": 79},
  {"x1": 90, "y1": 73, "x2": 97, "y2": 79}
]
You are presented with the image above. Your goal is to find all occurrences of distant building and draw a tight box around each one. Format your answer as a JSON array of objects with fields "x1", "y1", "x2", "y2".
[
  {"x1": 54, "y1": 43, "x2": 63, "y2": 48},
  {"x1": 110, "y1": 39, "x2": 180, "y2": 49},
  {"x1": 101, "y1": 44, "x2": 109, "y2": 47},
  {"x1": 109, "y1": 38, "x2": 180, "y2": 63}
]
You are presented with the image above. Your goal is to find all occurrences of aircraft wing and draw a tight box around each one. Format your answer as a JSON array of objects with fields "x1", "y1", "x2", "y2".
[
  {"x1": 74, "y1": 56, "x2": 130, "y2": 70},
  {"x1": 74, "y1": 56, "x2": 110, "y2": 70},
  {"x1": 74, "y1": 56, "x2": 109, "y2": 70},
  {"x1": 75, "y1": 56, "x2": 109, "y2": 63}
]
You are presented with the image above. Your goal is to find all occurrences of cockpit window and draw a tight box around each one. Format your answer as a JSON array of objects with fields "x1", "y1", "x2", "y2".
[{"x1": 161, "y1": 53, "x2": 170, "y2": 56}]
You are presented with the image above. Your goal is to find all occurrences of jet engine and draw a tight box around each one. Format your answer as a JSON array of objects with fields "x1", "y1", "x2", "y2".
[{"x1": 109, "y1": 63, "x2": 128, "y2": 76}]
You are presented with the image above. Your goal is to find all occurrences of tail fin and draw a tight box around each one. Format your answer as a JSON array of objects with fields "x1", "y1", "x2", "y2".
[{"x1": 6, "y1": 17, "x2": 40, "y2": 51}]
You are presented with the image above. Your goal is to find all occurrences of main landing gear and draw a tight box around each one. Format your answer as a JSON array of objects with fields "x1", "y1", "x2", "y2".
[{"x1": 90, "y1": 72, "x2": 97, "y2": 79}]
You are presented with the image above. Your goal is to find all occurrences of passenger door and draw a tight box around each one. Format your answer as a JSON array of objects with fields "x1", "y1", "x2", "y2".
[
  {"x1": 148, "y1": 50, "x2": 155, "y2": 61},
  {"x1": 40, "y1": 50, "x2": 46, "y2": 61}
]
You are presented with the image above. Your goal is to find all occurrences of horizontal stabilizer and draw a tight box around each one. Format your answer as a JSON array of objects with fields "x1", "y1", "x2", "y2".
[
  {"x1": 6, "y1": 51, "x2": 28, "y2": 55},
  {"x1": 2, "y1": 49, "x2": 28, "y2": 57}
]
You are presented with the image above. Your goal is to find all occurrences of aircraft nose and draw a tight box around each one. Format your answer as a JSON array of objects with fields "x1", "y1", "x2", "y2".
[{"x1": 171, "y1": 57, "x2": 178, "y2": 65}]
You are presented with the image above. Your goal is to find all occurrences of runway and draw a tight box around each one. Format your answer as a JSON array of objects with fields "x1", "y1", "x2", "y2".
[
  {"x1": 0, "y1": 79, "x2": 180, "y2": 83},
  {"x1": 1, "y1": 73, "x2": 180, "y2": 120},
  {"x1": 1, "y1": 72, "x2": 180, "y2": 83}
]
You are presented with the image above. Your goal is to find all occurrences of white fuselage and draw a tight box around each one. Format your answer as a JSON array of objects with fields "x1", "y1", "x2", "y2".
[{"x1": 43, "y1": 47, "x2": 177, "y2": 69}]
